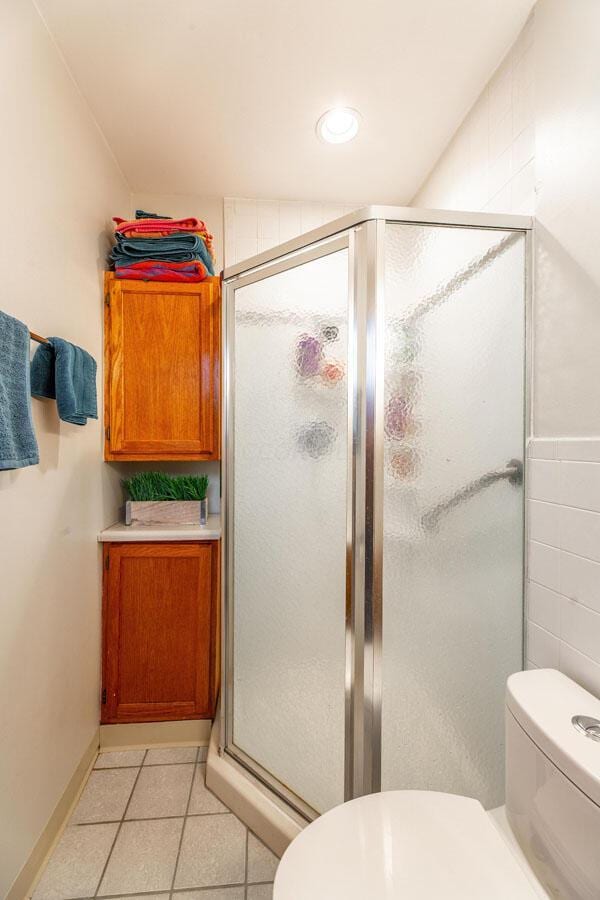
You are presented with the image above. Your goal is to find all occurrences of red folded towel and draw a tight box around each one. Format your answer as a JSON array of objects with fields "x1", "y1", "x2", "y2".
[
  {"x1": 114, "y1": 259, "x2": 208, "y2": 283},
  {"x1": 112, "y1": 216, "x2": 214, "y2": 259},
  {"x1": 113, "y1": 215, "x2": 201, "y2": 233}
]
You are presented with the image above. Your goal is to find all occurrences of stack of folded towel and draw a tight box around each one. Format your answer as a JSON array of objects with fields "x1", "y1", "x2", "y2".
[{"x1": 109, "y1": 209, "x2": 215, "y2": 283}]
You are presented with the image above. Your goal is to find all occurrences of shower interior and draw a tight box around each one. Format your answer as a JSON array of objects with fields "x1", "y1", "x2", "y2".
[{"x1": 220, "y1": 206, "x2": 531, "y2": 825}]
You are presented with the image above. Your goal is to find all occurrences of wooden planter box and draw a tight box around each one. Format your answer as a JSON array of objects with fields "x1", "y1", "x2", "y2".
[{"x1": 125, "y1": 499, "x2": 208, "y2": 527}]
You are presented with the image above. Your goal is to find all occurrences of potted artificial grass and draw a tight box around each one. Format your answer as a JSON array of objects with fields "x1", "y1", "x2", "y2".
[{"x1": 123, "y1": 471, "x2": 209, "y2": 526}]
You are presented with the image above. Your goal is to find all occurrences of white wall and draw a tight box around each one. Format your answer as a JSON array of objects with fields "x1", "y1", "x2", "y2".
[
  {"x1": 527, "y1": 439, "x2": 600, "y2": 695},
  {"x1": 224, "y1": 198, "x2": 359, "y2": 267},
  {"x1": 410, "y1": 1, "x2": 600, "y2": 697},
  {"x1": 132, "y1": 192, "x2": 224, "y2": 272},
  {"x1": 413, "y1": 13, "x2": 535, "y2": 215},
  {"x1": 0, "y1": 2, "x2": 130, "y2": 894},
  {"x1": 532, "y1": 0, "x2": 600, "y2": 437}
]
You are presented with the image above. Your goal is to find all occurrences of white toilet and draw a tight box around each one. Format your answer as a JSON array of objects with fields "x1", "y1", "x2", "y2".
[{"x1": 274, "y1": 669, "x2": 600, "y2": 899}]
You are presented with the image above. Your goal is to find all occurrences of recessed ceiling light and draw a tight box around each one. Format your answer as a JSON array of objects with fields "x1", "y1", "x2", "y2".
[{"x1": 316, "y1": 107, "x2": 360, "y2": 144}]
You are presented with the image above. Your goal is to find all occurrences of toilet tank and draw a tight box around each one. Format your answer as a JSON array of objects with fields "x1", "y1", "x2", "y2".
[{"x1": 506, "y1": 669, "x2": 600, "y2": 900}]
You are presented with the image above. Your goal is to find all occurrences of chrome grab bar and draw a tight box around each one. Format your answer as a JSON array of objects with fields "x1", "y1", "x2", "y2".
[{"x1": 421, "y1": 459, "x2": 523, "y2": 530}]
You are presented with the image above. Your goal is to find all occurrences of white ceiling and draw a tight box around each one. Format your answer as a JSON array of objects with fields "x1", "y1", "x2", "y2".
[{"x1": 37, "y1": 0, "x2": 535, "y2": 204}]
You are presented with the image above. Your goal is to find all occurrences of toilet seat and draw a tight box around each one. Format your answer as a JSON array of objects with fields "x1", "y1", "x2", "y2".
[{"x1": 273, "y1": 790, "x2": 543, "y2": 899}]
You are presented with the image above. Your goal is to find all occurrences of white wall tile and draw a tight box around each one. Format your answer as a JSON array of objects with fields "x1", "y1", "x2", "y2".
[
  {"x1": 256, "y1": 202, "x2": 280, "y2": 240},
  {"x1": 527, "y1": 438, "x2": 556, "y2": 460},
  {"x1": 512, "y1": 73, "x2": 534, "y2": 138},
  {"x1": 527, "y1": 459, "x2": 562, "y2": 503},
  {"x1": 409, "y1": 8, "x2": 600, "y2": 699},
  {"x1": 557, "y1": 440, "x2": 600, "y2": 463},
  {"x1": 528, "y1": 500, "x2": 561, "y2": 547},
  {"x1": 412, "y1": 13, "x2": 534, "y2": 215},
  {"x1": 488, "y1": 147, "x2": 512, "y2": 199},
  {"x1": 528, "y1": 540, "x2": 561, "y2": 592},
  {"x1": 560, "y1": 462, "x2": 600, "y2": 512},
  {"x1": 560, "y1": 551, "x2": 600, "y2": 614},
  {"x1": 512, "y1": 125, "x2": 535, "y2": 174},
  {"x1": 527, "y1": 622, "x2": 560, "y2": 668},
  {"x1": 561, "y1": 598, "x2": 600, "y2": 665},
  {"x1": 527, "y1": 581, "x2": 561, "y2": 635},
  {"x1": 525, "y1": 444, "x2": 600, "y2": 697},
  {"x1": 510, "y1": 159, "x2": 535, "y2": 214},
  {"x1": 224, "y1": 198, "x2": 359, "y2": 267},
  {"x1": 490, "y1": 111, "x2": 513, "y2": 161},
  {"x1": 559, "y1": 506, "x2": 600, "y2": 563},
  {"x1": 560, "y1": 643, "x2": 600, "y2": 698},
  {"x1": 488, "y1": 66, "x2": 512, "y2": 125}
]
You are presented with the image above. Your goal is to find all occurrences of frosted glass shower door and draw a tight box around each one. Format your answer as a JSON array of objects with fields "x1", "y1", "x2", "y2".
[
  {"x1": 229, "y1": 242, "x2": 349, "y2": 815},
  {"x1": 380, "y1": 224, "x2": 525, "y2": 809}
]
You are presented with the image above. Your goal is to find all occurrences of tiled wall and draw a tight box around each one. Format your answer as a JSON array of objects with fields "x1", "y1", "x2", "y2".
[
  {"x1": 527, "y1": 439, "x2": 600, "y2": 696},
  {"x1": 412, "y1": 5, "x2": 600, "y2": 700},
  {"x1": 413, "y1": 13, "x2": 534, "y2": 215},
  {"x1": 224, "y1": 198, "x2": 358, "y2": 267}
]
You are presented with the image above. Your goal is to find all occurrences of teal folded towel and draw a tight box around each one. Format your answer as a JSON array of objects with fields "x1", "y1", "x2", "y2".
[
  {"x1": 0, "y1": 310, "x2": 39, "y2": 469},
  {"x1": 31, "y1": 337, "x2": 97, "y2": 425}
]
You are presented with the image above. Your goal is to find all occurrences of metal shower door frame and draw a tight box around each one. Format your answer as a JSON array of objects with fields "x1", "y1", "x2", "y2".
[
  {"x1": 221, "y1": 231, "x2": 358, "y2": 821},
  {"x1": 220, "y1": 206, "x2": 533, "y2": 822}
]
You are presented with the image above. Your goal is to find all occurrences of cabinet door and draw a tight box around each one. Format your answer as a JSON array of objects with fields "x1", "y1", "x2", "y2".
[
  {"x1": 102, "y1": 541, "x2": 219, "y2": 723},
  {"x1": 104, "y1": 275, "x2": 220, "y2": 460}
]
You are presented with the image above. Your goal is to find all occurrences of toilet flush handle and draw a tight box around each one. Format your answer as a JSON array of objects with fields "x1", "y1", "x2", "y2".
[{"x1": 572, "y1": 715, "x2": 600, "y2": 742}]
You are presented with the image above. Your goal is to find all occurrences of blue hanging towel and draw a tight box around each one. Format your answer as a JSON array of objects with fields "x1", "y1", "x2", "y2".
[
  {"x1": 0, "y1": 310, "x2": 39, "y2": 469},
  {"x1": 31, "y1": 338, "x2": 97, "y2": 425}
]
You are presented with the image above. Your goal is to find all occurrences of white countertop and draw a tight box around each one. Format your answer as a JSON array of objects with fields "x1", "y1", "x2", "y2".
[{"x1": 98, "y1": 515, "x2": 221, "y2": 542}]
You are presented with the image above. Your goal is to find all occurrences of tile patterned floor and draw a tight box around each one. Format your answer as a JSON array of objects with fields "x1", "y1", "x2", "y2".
[{"x1": 31, "y1": 747, "x2": 278, "y2": 900}]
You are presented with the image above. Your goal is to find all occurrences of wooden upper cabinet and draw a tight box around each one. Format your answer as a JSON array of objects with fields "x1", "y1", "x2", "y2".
[{"x1": 104, "y1": 273, "x2": 220, "y2": 460}]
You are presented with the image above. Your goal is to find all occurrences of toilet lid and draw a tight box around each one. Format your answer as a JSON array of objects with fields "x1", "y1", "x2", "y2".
[{"x1": 274, "y1": 791, "x2": 542, "y2": 900}]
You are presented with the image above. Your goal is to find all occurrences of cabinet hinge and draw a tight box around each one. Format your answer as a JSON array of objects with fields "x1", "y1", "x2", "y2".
[
  {"x1": 101, "y1": 688, "x2": 107, "y2": 704},
  {"x1": 104, "y1": 293, "x2": 110, "y2": 307},
  {"x1": 105, "y1": 426, "x2": 110, "y2": 442},
  {"x1": 105, "y1": 554, "x2": 110, "y2": 571}
]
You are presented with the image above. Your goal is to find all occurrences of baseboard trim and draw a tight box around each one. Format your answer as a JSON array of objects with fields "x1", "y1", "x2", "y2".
[
  {"x1": 7, "y1": 729, "x2": 99, "y2": 900},
  {"x1": 99, "y1": 719, "x2": 211, "y2": 749}
]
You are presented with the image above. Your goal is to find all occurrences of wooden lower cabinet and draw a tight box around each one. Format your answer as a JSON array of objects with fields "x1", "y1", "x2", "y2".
[{"x1": 101, "y1": 541, "x2": 219, "y2": 724}]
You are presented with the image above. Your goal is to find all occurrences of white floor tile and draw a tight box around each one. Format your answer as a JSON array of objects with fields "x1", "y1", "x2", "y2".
[
  {"x1": 126, "y1": 764, "x2": 194, "y2": 819},
  {"x1": 32, "y1": 823, "x2": 117, "y2": 900},
  {"x1": 144, "y1": 746, "x2": 198, "y2": 766},
  {"x1": 247, "y1": 833, "x2": 279, "y2": 883},
  {"x1": 70, "y1": 768, "x2": 138, "y2": 824},
  {"x1": 247, "y1": 885, "x2": 274, "y2": 900},
  {"x1": 174, "y1": 814, "x2": 246, "y2": 889},
  {"x1": 188, "y1": 764, "x2": 228, "y2": 815},
  {"x1": 176, "y1": 890, "x2": 245, "y2": 900},
  {"x1": 98, "y1": 818, "x2": 183, "y2": 896},
  {"x1": 109, "y1": 895, "x2": 169, "y2": 900},
  {"x1": 94, "y1": 749, "x2": 145, "y2": 769}
]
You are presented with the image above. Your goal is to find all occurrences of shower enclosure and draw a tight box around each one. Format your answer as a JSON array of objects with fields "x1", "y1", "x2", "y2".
[{"x1": 221, "y1": 206, "x2": 531, "y2": 822}]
